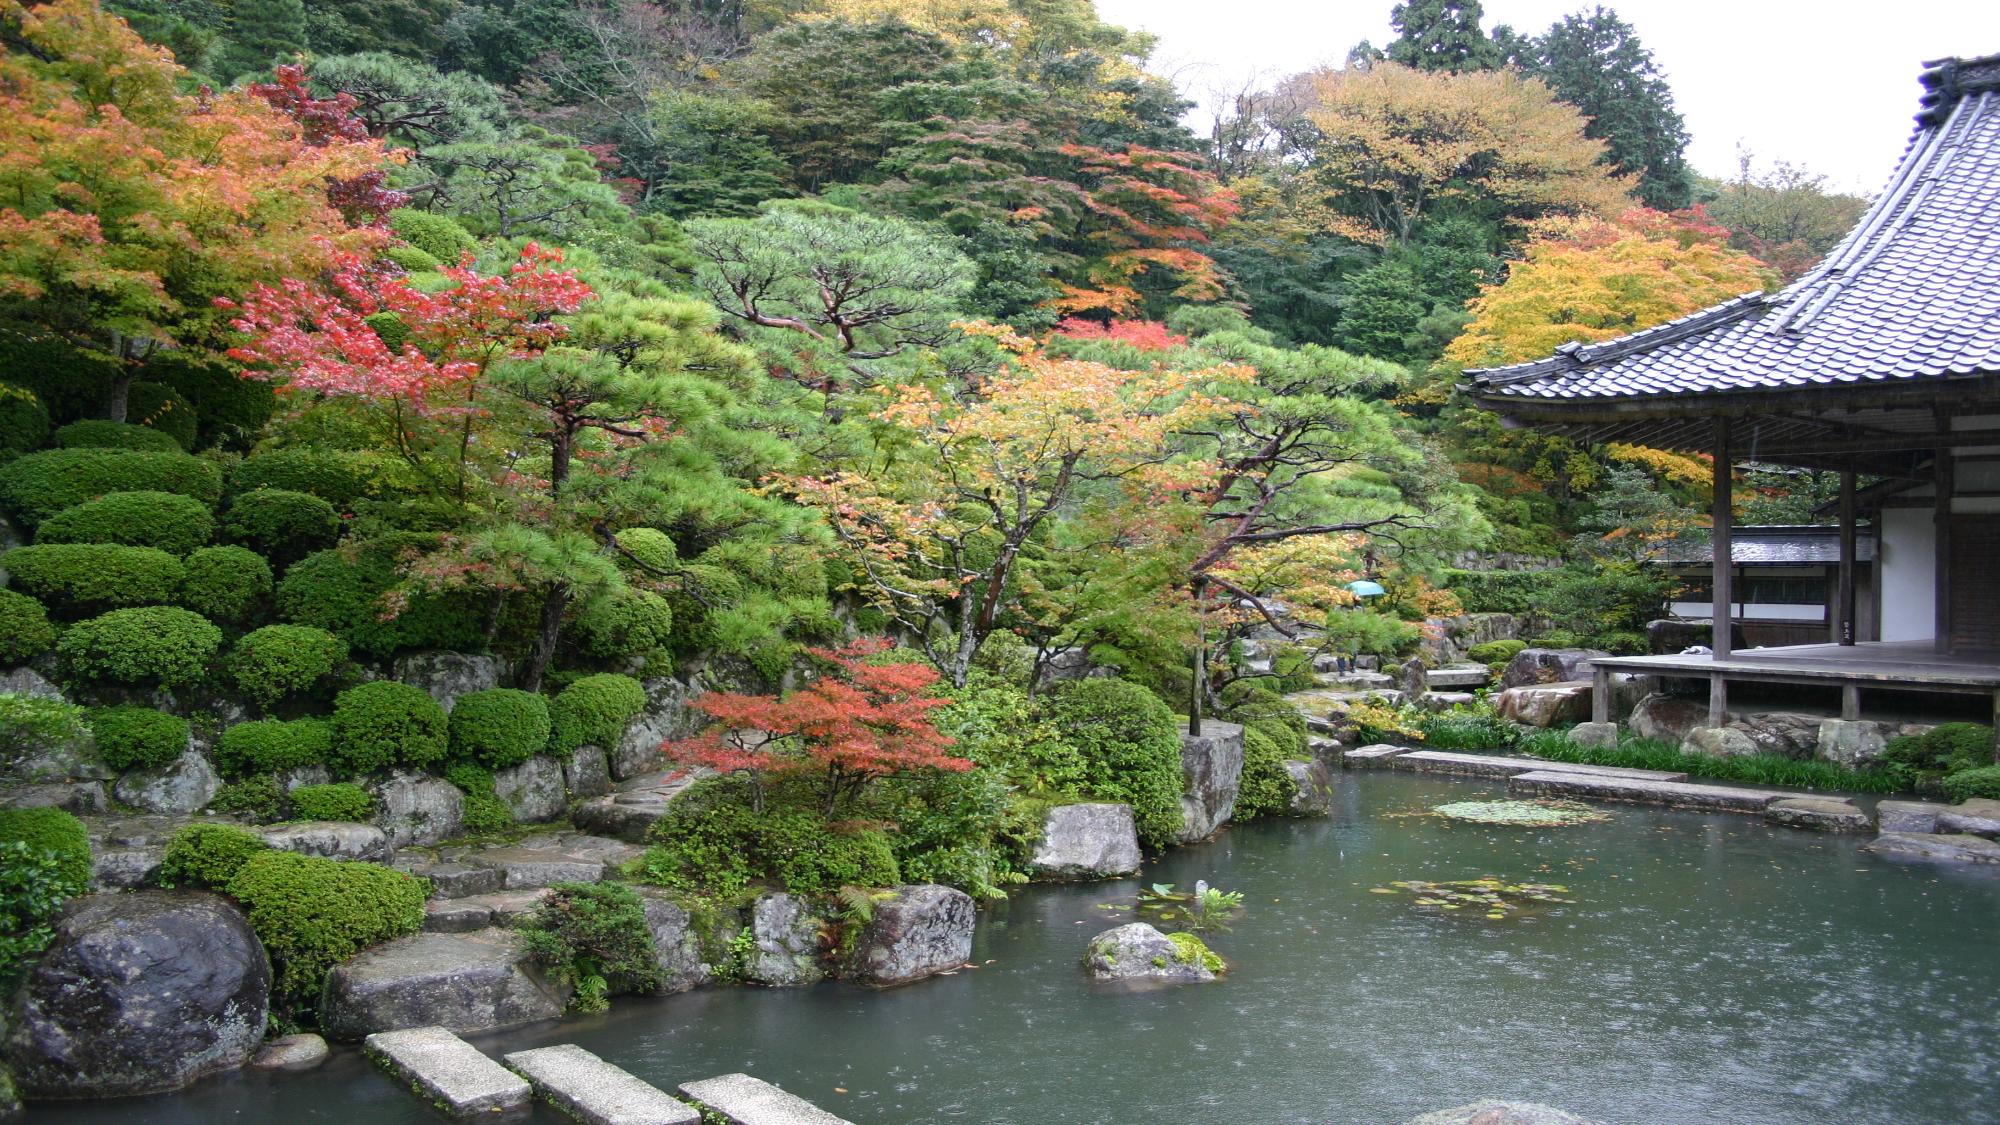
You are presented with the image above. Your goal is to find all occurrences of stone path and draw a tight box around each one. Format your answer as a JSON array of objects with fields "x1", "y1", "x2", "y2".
[
  {"x1": 1385, "y1": 749, "x2": 1686, "y2": 783},
  {"x1": 364, "y1": 1027, "x2": 531, "y2": 1118},
  {"x1": 1507, "y1": 770, "x2": 1783, "y2": 813},
  {"x1": 505, "y1": 1044, "x2": 700, "y2": 1125},
  {"x1": 572, "y1": 768, "x2": 709, "y2": 842},
  {"x1": 680, "y1": 1073, "x2": 856, "y2": 1125}
]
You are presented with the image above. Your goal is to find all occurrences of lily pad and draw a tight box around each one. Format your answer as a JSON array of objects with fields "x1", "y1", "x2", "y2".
[{"x1": 1371, "y1": 876, "x2": 1574, "y2": 920}]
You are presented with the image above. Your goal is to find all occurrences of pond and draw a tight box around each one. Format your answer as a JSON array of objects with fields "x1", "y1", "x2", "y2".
[{"x1": 29, "y1": 772, "x2": 2000, "y2": 1124}]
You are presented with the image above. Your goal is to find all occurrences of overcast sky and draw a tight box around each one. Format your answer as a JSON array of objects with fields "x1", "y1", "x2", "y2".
[{"x1": 1097, "y1": 0, "x2": 2000, "y2": 195}]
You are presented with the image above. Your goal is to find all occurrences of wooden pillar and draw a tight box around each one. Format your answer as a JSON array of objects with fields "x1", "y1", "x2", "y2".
[
  {"x1": 1712, "y1": 419, "x2": 1733, "y2": 659},
  {"x1": 1837, "y1": 470, "x2": 1857, "y2": 645},
  {"x1": 1591, "y1": 663, "x2": 1612, "y2": 725},
  {"x1": 1934, "y1": 446, "x2": 1953, "y2": 654},
  {"x1": 1707, "y1": 674, "x2": 1728, "y2": 729},
  {"x1": 1841, "y1": 683, "x2": 1861, "y2": 721}
]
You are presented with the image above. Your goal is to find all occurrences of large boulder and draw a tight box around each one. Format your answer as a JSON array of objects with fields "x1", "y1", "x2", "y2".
[
  {"x1": 259, "y1": 821, "x2": 393, "y2": 863},
  {"x1": 1937, "y1": 799, "x2": 2000, "y2": 840},
  {"x1": 5, "y1": 694, "x2": 105, "y2": 783},
  {"x1": 391, "y1": 651, "x2": 506, "y2": 712},
  {"x1": 743, "y1": 892, "x2": 822, "y2": 987},
  {"x1": 1815, "y1": 719, "x2": 1897, "y2": 767},
  {"x1": 1405, "y1": 1100, "x2": 1600, "y2": 1125},
  {"x1": 1680, "y1": 726, "x2": 1760, "y2": 759},
  {"x1": 611, "y1": 678, "x2": 705, "y2": 780},
  {"x1": 0, "y1": 781, "x2": 106, "y2": 813},
  {"x1": 1177, "y1": 720, "x2": 1243, "y2": 844},
  {"x1": 492, "y1": 755, "x2": 566, "y2": 823},
  {"x1": 1026, "y1": 803, "x2": 1142, "y2": 880},
  {"x1": 318, "y1": 928, "x2": 568, "y2": 1040},
  {"x1": 1728, "y1": 711, "x2": 1824, "y2": 759},
  {"x1": 7, "y1": 891, "x2": 270, "y2": 1098},
  {"x1": 844, "y1": 884, "x2": 975, "y2": 987},
  {"x1": 1626, "y1": 692, "x2": 1712, "y2": 745},
  {"x1": 1645, "y1": 618, "x2": 1711, "y2": 654},
  {"x1": 1500, "y1": 648, "x2": 1610, "y2": 689},
  {"x1": 0, "y1": 667, "x2": 62, "y2": 701},
  {"x1": 561, "y1": 745, "x2": 612, "y2": 800},
  {"x1": 370, "y1": 772, "x2": 465, "y2": 848},
  {"x1": 635, "y1": 889, "x2": 710, "y2": 993},
  {"x1": 1281, "y1": 759, "x2": 1336, "y2": 816},
  {"x1": 1082, "y1": 923, "x2": 1217, "y2": 984},
  {"x1": 1492, "y1": 682, "x2": 1593, "y2": 728},
  {"x1": 570, "y1": 769, "x2": 707, "y2": 843},
  {"x1": 112, "y1": 745, "x2": 221, "y2": 814}
]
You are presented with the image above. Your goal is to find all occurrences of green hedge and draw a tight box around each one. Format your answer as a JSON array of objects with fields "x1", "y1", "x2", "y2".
[
  {"x1": 228, "y1": 625, "x2": 349, "y2": 709},
  {"x1": 571, "y1": 587, "x2": 673, "y2": 663},
  {"x1": 1943, "y1": 765, "x2": 2000, "y2": 802},
  {"x1": 3, "y1": 543, "x2": 186, "y2": 614},
  {"x1": 639, "y1": 780, "x2": 900, "y2": 897},
  {"x1": 0, "y1": 448, "x2": 223, "y2": 528},
  {"x1": 216, "y1": 717, "x2": 333, "y2": 777},
  {"x1": 276, "y1": 536, "x2": 485, "y2": 660},
  {"x1": 448, "y1": 688, "x2": 552, "y2": 770},
  {"x1": 52, "y1": 420, "x2": 182, "y2": 453},
  {"x1": 225, "y1": 851, "x2": 428, "y2": 1005},
  {"x1": 330, "y1": 680, "x2": 448, "y2": 774},
  {"x1": 209, "y1": 775, "x2": 287, "y2": 822},
  {"x1": 0, "y1": 806, "x2": 91, "y2": 893},
  {"x1": 1042, "y1": 679, "x2": 1185, "y2": 850},
  {"x1": 549, "y1": 673, "x2": 646, "y2": 756},
  {"x1": 36, "y1": 490, "x2": 215, "y2": 555},
  {"x1": 178, "y1": 545, "x2": 273, "y2": 624},
  {"x1": 223, "y1": 488, "x2": 341, "y2": 564},
  {"x1": 388, "y1": 208, "x2": 476, "y2": 263},
  {"x1": 288, "y1": 782, "x2": 374, "y2": 822},
  {"x1": 0, "y1": 589, "x2": 56, "y2": 664},
  {"x1": 158, "y1": 823, "x2": 269, "y2": 889},
  {"x1": 58, "y1": 606, "x2": 222, "y2": 687},
  {"x1": 89, "y1": 706, "x2": 189, "y2": 771},
  {"x1": 230, "y1": 448, "x2": 378, "y2": 510}
]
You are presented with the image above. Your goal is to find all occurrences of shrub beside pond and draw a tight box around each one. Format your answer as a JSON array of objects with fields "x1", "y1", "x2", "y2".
[{"x1": 225, "y1": 852, "x2": 427, "y2": 1007}]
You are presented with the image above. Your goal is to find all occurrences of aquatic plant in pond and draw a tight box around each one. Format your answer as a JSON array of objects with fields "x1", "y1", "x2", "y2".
[
  {"x1": 1429, "y1": 799, "x2": 1609, "y2": 827},
  {"x1": 1371, "y1": 877, "x2": 1574, "y2": 920},
  {"x1": 1104, "y1": 881, "x2": 1247, "y2": 934}
]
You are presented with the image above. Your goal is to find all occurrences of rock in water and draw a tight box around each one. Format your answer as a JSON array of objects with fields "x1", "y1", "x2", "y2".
[
  {"x1": 845, "y1": 885, "x2": 975, "y2": 986},
  {"x1": 250, "y1": 1033, "x2": 329, "y2": 1072},
  {"x1": 1404, "y1": 1100, "x2": 1600, "y2": 1125},
  {"x1": 635, "y1": 889, "x2": 710, "y2": 993},
  {"x1": 7, "y1": 891, "x2": 271, "y2": 1098},
  {"x1": 1281, "y1": 759, "x2": 1336, "y2": 816},
  {"x1": 1026, "y1": 803, "x2": 1142, "y2": 880},
  {"x1": 1082, "y1": 923, "x2": 1217, "y2": 984},
  {"x1": 1177, "y1": 721, "x2": 1244, "y2": 843},
  {"x1": 744, "y1": 892, "x2": 823, "y2": 986}
]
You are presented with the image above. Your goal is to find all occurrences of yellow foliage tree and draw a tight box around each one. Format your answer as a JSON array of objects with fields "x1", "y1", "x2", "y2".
[
  {"x1": 1444, "y1": 208, "x2": 1775, "y2": 368},
  {"x1": 1302, "y1": 62, "x2": 1634, "y2": 245}
]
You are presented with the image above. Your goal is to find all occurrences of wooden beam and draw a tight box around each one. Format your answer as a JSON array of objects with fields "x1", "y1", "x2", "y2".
[
  {"x1": 1838, "y1": 470, "x2": 1857, "y2": 646},
  {"x1": 1713, "y1": 419, "x2": 1733, "y2": 660}
]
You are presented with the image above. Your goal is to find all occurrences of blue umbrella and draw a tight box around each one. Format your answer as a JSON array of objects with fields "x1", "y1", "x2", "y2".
[{"x1": 1346, "y1": 580, "x2": 1386, "y2": 598}]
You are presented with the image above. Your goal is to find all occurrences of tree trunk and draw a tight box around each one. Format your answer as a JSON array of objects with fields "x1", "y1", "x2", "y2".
[
  {"x1": 105, "y1": 372, "x2": 132, "y2": 424},
  {"x1": 521, "y1": 584, "x2": 568, "y2": 693},
  {"x1": 1188, "y1": 576, "x2": 1209, "y2": 736}
]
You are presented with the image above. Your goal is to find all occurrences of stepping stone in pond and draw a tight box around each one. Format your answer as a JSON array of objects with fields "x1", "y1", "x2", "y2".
[
  {"x1": 678, "y1": 1073, "x2": 854, "y2": 1125},
  {"x1": 1506, "y1": 770, "x2": 1782, "y2": 814},
  {"x1": 364, "y1": 1026, "x2": 530, "y2": 1118},
  {"x1": 1861, "y1": 832, "x2": 2000, "y2": 865},
  {"x1": 1765, "y1": 797, "x2": 1871, "y2": 832},
  {"x1": 504, "y1": 1044, "x2": 698, "y2": 1125}
]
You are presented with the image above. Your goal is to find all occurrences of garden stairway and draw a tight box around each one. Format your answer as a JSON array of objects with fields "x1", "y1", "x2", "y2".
[{"x1": 365, "y1": 1026, "x2": 856, "y2": 1123}]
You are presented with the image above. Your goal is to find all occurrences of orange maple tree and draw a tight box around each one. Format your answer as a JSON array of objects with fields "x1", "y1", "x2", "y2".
[
  {"x1": 1051, "y1": 144, "x2": 1239, "y2": 320},
  {"x1": 664, "y1": 639, "x2": 968, "y2": 816}
]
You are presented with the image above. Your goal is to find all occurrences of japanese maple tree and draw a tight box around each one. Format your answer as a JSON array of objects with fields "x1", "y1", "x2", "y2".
[{"x1": 665, "y1": 639, "x2": 968, "y2": 816}]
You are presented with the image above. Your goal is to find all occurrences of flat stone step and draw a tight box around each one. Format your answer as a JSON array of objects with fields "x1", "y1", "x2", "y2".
[
  {"x1": 572, "y1": 771, "x2": 706, "y2": 842},
  {"x1": 424, "y1": 889, "x2": 551, "y2": 933},
  {"x1": 399, "y1": 859, "x2": 508, "y2": 900},
  {"x1": 504, "y1": 1044, "x2": 698, "y2": 1125},
  {"x1": 1390, "y1": 750, "x2": 1686, "y2": 783},
  {"x1": 1766, "y1": 797, "x2": 1871, "y2": 833},
  {"x1": 1426, "y1": 665, "x2": 1493, "y2": 687},
  {"x1": 1507, "y1": 771, "x2": 1783, "y2": 814},
  {"x1": 364, "y1": 1026, "x2": 531, "y2": 1118},
  {"x1": 1862, "y1": 832, "x2": 2000, "y2": 865},
  {"x1": 1341, "y1": 745, "x2": 1412, "y2": 767},
  {"x1": 678, "y1": 1073, "x2": 853, "y2": 1125},
  {"x1": 1876, "y1": 799, "x2": 1950, "y2": 835},
  {"x1": 1315, "y1": 671, "x2": 1395, "y2": 689}
]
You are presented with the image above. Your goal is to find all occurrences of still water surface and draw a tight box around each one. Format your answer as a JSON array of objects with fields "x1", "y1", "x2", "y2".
[{"x1": 30, "y1": 773, "x2": 2000, "y2": 1124}]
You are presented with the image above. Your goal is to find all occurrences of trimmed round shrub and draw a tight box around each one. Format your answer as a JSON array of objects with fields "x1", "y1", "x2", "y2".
[
  {"x1": 89, "y1": 706, "x2": 189, "y2": 771},
  {"x1": 216, "y1": 718, "x2": 333, "y2": 777},
  {"x1": 276, "y1": 536, "x2": 485, "y2": 660},
  {"x1": 549, "y1": 673, "x2": 646, "y2": 756},
  {"x1": 58, "y1": 606, "x2": 222, "y2": 687},
  {"x1": 288, "y1": 782, "x2": 373, "y2": 822},
  {"x1": 158, "y1": 823, "x2": 270, "y2": 889},
  {"x1": 388, "y1": 207, "x2": 476, "y2": 263},
  {"x1": 613, "y1": 527, "x2": 676, "y2": 573},
  {"x1": 1233, "y1": 725, "x2": 1292, "y2": 821},
  {"x1": 0, "y1": 384, "x2": 50, "y2": 455},
  {"x1": 329, "y1": 680, "x2": 448, "y2": 774},
  {"x1": 36, "y1": 490, "x2": 215, "y2": 554},
  {"x1": 0, "y1": 806, "x2": 91, "y2": 893},
  {"x1": 178, "y1": 545, "x2": 274, "y2": 624},
  {"x1": 380, "y1": 244, "x2": 441, "y2": 274},
  {"x1": 229, "y1": 448, "x2": 377, "y2": 510},
  {"x1": 225, "y1": 851, "x2": 428, "y2": 1005},
  {"x1": 570, "y1": 587, "x2": 672, "y2": 663},
  {"x1": 1468, "y1": 639, "x2": 1528, "y2": 667},
  {"x1": 1042, "y1": 678, "x2": 1186, "y2": 850},
  {"x1": 3, "y1": 543, "x2": 185, "y2": 614},
  {"x1": 0, "y1": 589, "x2": 56, "y2": 664},
  {"x1": 228, "y1": 625, "x2": 348, "y2": 709},
  {"x1": 124, "y1": 381, "x2": 198, "y2": 450},
  {"x1": 223, "y1": 488, "x2": 341, "y2": 563},
  {"x1": 448, "y1": 688, "x2": 553, "y2": 770},
  {"x1": 0, "y1": 448, "x2": 223, "y2": 528},
  {"x1": 52, "y1": 420, "x2": 182, "y2": 453},
  {"x1": 208, "y1": 775, "x2": 287, "y2": 823},
  {"x1": 1943, "y1": 764, "x2": 2000, "y2": 803}
]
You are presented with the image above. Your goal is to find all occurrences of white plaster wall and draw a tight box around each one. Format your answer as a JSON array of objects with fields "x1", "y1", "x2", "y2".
[{"x1": 1879, "y1": 507, "x2": 1935, "y2": 642}]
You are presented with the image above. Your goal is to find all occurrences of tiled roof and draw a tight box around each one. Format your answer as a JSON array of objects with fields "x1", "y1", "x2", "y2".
[
  {"x1": 1465, "y1": 54, "x2": 2000, "y2": 405},
  {"x1": 1654, "y1": 525, "x2": 1877, "y2": 567}
]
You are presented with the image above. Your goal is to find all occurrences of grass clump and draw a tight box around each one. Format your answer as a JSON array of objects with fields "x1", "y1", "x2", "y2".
[{"x1": 1514, "y1": 730, "x2": 1901, "y2": 794}]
